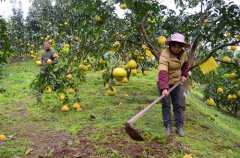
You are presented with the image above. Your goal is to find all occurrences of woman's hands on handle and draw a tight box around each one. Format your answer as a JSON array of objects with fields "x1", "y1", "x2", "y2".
[
  {"x1": 162, "y1": 89, "x2": 169, "y2": 97},
  {"x1": 181, "y1": 76, "x2": 187, "y2": 82}
]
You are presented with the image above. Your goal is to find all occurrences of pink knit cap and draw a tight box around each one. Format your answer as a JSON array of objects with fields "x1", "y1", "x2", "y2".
[{"x1": 165, "y1": 33, "x2": 191, "y2": 48}]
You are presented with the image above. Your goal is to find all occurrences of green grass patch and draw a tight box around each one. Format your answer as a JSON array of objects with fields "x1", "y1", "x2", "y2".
[{"x1": 0, "y1": 60, "x2": 240, "y2": 157}]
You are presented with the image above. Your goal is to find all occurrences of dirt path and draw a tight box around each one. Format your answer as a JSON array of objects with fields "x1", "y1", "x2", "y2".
[{"x1": 3, "y1": 99, "x2": 183, "y2": 158}]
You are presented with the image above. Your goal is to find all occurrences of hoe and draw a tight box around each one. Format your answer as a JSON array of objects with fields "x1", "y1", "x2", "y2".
[{"x1": 125, "y1": 82, "x2": 181, "y2": 141}]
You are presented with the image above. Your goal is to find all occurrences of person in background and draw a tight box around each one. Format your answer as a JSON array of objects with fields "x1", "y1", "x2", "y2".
[
  {"x1": 157, "y1": 33, "x2": 190, "y2": 137},
  {"x1": 41, "y1": 41, "x2": 58, "y2": 67}
]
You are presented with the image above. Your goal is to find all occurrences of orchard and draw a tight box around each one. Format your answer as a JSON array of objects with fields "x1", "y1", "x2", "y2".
[{"x1": 0, "y1": 0, "x2": 240, "y2": 157}]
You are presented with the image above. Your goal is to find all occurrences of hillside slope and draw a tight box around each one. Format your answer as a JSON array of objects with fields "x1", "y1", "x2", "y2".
[{"x1": 0, "y1": 60, "x2": 239, "y2": 158}]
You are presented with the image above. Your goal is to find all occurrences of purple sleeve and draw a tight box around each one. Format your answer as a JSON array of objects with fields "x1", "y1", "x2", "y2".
[
  {"x1": 158, "y1": 70, "x2": 169, "y2": 90},
  {"x1": 181, "y1": 61, "x2": 188, "y2": 77}
]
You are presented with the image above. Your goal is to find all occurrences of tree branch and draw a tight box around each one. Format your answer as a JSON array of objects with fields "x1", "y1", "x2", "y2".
[
  {"x1": 188, "y1": 34, "x2": 201, "y2": 67},
  {"x1": 117, "y1": 38, "x2": 142, "y2": 47},
  {"x1": 189, "y1": 40, "x2": 240, "y2": 70},
  {"x1": 215, "y1": 59, "x2": 240, "y2": 69},
  {"x1": 138, "y1": 12, "x2": 161, "y2": 61}
]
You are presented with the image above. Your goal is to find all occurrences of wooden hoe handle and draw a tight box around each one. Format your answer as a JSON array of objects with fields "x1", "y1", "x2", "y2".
[{"x1": 126, "y1": 82, "x2": 181, "y2": 126}]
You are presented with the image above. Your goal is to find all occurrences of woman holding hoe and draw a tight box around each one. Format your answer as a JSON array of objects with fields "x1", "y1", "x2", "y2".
[{"x1": 157, "y1": 33, "x2": 190, "y2": 137}]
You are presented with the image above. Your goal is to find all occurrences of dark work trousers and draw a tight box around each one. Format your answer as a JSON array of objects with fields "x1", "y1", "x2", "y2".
[{"x1": 157, "y1": 82, "x2": 184, "y2": 128}]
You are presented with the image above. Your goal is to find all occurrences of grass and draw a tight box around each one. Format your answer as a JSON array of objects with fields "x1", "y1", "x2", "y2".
[{"x1": 0, "y1": 60, "x2": 240, "y2": 157}]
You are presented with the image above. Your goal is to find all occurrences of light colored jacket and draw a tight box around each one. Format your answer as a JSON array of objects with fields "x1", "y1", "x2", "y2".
[{"x1": 157, "y1": 48, "x2": 188, "y2": 85}]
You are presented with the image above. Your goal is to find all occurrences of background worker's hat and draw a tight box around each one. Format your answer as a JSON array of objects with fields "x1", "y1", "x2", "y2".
[{"x1": 165, "y1": 33, "x2": 191, "y2": 48}]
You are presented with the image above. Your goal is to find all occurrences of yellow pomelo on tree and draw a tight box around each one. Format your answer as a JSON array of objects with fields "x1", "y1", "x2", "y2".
[
  {"x1": 230, "y1": 45, "x2": 237, "y2": 51},
  {"x1": 228, "y1": 73, "x2": 238, "y2": 80},
  {"x1": 232, "y1": 94, "x2": 237, "y2": 99},
  {"x1": 82, "y1": 71, "x2": 88, "y2": 75},
  {"x1": 237, "y1": 91, "x2": 240, "y2": 97},
  {"x1": 87, "y1": 64, "x2": 91, "y2": 69},
  {"x1": 143, "y1": 71, "x2": 147, "y2": 76},
  {"x1": 141, "y1": 44, "x2": 148, "y2": 50},
  {"x1": 94, "y1": 15, "x2": 102, "y2": 22},
  {"x1": 226, "y1": 32, "x2": 232, "y2": 38},
  {"x1": 115, "y1": 76, "x2": 125, "y2": 82},
  {"x1": 138, "y1": 56, "x2": 145, "y2": 60},
  {"x1": 217, "y1": 87, "x2": 223, "y2": 94},
  {"x1": 203, "y1": 18, "x2": 209, "y2": 25},
  {"x1": 75, "y1": 36, "x2": 79, "y2": 41},
  {"x1": 44, "y1": 86, "x2": 52, "y2": 94},
  {"x1": 79, "y1": 64, "x2": 88, "y2": 71},
  {"x1": 55, "y1": 53, "x2": 59, "y2": 59},
  {"x1": 36, "y1": 60, "x2": 42, "y2": 66},
  {"x1": 158, "y1": 36, "x2": 167, "y2": 45},
  {"x1": 131, "y1": 69, "x2": 137, "y2": 75},
  {"x1": 134, "y1": 50, "x2": 140, "y2": 56},
  {"x1": 227, "y1": 94, "x2": 233, "y2": 100},
  {"x1": 236, "y1": 34, "x2": 240, "y2": 39},
  {"x1": 31, "y1": 54, "x2": 36, "y2": 59},
  {"x1": 120, "y1": 3, "x2": 127, "y2": 9},
  {"x1": 221, "y1": 56, "x2": 231, "y2": 62},
  {"x1": 64, "y1": 43, "x2": 70, "y2": 49},
  {"x1": 73, "y1": 56, "x2": 78, "y2": 61},
  {"x1": 146, "y1": 50, "x2": 154, "y2": 58},
  {"x1": 113, "y1": 41, "x2": 120, "y2": 47},
  {"x1": 47, "y1": 59, "x2": 52, "y2": 64},
  {"x1": 107, "y1": 88, "x2": 116, "y2": 96},
  {"x1": 105, "y1": 83, "x2": 109, "y2": 90},
  {"x1": 205, "y1": 98, "x2": 216, "y2": 106},
  {"x1": 113, "y1": 68, "x2": 127, "y2": 77},
  {"x1": 67, "y1": 74, "x2": 73, "y2": 80},
  {"x1": 127, "y1": 59, "x2": 137, "y2": 69},
  {"x1": 113, "y1": 68, "x2": 127, "y2": 81},
  {"x1": 99, "y1": 58, "x2": 106, "y2": 64},
  {"x1": 49, "y1": 39, "x2": 54, "y2": 43},
  {"x1": 122, "y1": 77, "x2": 129, "y2": 83}
]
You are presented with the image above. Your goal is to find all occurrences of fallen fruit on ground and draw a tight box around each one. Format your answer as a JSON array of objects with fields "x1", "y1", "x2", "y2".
[
  {"x1": 61, "y1": 104, "x2": 70, "y2": 112},
  {"x1": 0, "y1": 135, "x2": 7, "y2": 141},
  {"x1": 73, "y1": 102, "x2": 80, "y2": 109},
  {"x1": 59, "y1": 93, "x2": 65, "y2": 101}
]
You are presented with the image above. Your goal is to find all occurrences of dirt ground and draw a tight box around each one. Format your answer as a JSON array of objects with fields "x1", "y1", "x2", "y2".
[
  {"x1": 22, "y1": 126, "x2": 181, "y2": 158},
  {"x1": 3, "y1": 94, "x2": 183, "y2": 158}
]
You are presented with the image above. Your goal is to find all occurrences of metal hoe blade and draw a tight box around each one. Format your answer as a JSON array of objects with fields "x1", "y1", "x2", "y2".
[{"x1": 125, "y1": 122, "x2": 144, "y2": 141}]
